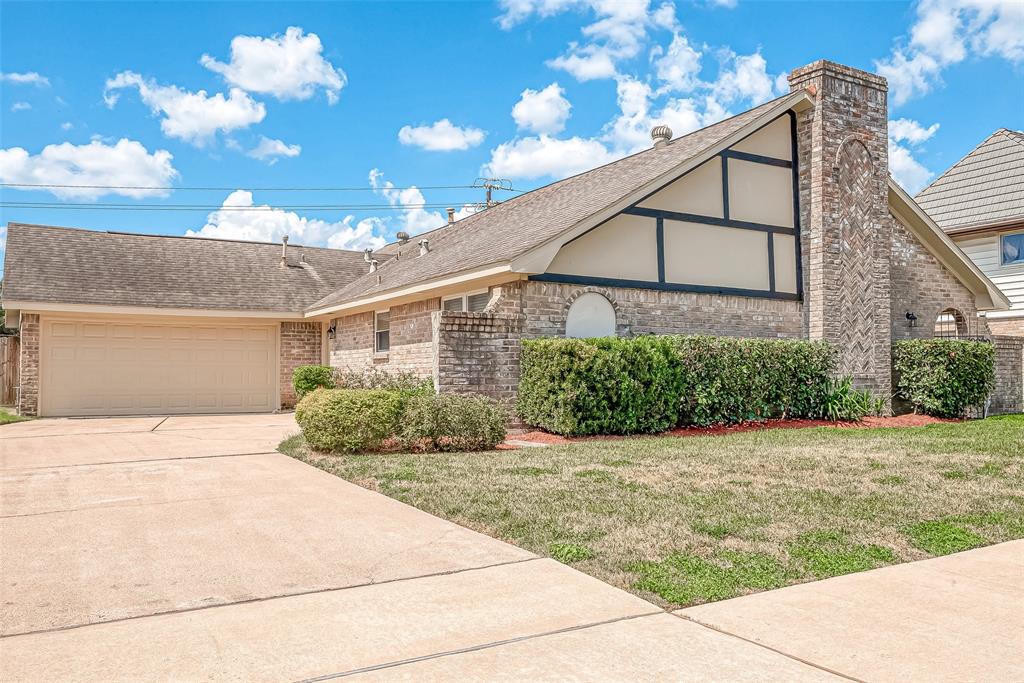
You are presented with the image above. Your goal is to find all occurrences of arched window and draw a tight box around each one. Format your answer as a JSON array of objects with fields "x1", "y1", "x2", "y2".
[
  {"x1": 934, "y1": 308, "x2": 968, "y2": 338},
  {"x1": 565, "y1": 292, "x2": 616, "y2": 338}
]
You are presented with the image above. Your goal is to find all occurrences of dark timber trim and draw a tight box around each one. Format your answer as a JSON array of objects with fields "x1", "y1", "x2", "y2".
[
  {"x1": 788, "y1": 110, "x2": 804, "y2": 299},
  {"x1": 656, "y1": 217, "x2": 666, "y2": 283},
  {"x1": 767, "y1": 231, "x2": 776, "y2": 293},
  {"x1": 623, "y1": 207, "x2": 795, "y2": 235},
  {"x1": 529, "y1": 273, "x2": 801, "y2": 301},
  {"x1": 721, "y1": 149, "x2": 792, "y2": 168},
  {"x1": 721, "y1": 155, "x2": 730, "y2": 221}
]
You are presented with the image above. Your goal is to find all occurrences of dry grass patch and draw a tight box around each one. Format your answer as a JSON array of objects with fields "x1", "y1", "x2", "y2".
[{"x1": 281, "y1": 415, "x2": 1024, "y2": 608}]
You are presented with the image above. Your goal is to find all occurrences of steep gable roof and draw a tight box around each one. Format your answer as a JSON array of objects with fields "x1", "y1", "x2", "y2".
[
  {"x1": 307, "y1": 94, "x2": 799, "y2": 314},
  {"x1": 2, "y1": 223, "x2": 368, "y2": 313},
  {"x1": 915, "y1": 128, "x2": 1024, "y2": 232}
]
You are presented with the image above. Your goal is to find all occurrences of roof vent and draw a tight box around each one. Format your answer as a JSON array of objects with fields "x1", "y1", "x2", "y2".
[
  {"x1": 419, "y1": 239, "x2": 430, "y2": 256},
  {"x1": 280, "y1": 235, "x2": 289, "y2": 268},
  {"x1": 446, "y1": 207, "x2": 456, "y2": 224},
  {"x1": 396, "y1": 231, "x2": 410, "y2": 244},
  {"x1": 651, "y1": 125, "x2": 672, "y2": 148},
  {"x1": 363, "y1": 248, "x2": 373, "y2": 263},
  {"x1": 369, "y1": 258, "x2": 379, "y2": 273}
]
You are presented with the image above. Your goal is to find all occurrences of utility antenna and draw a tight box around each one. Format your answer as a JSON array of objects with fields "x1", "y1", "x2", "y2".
[{"x1": 474, "y1": 178, "x2": 513, "y2": 207}]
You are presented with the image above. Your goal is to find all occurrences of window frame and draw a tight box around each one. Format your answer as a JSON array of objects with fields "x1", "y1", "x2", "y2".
[
  {"x1": 441, "y1": 288, "x2": 490, "y2": 313},
  {"x1": 999, "y1": 230, "x2": 1024, "y2": 268},
  {"x1": 374, "y1": 309, "x2": 390, "y2": 354}
]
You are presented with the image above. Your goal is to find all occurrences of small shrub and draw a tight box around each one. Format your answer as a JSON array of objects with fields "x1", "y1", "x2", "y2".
[
  {"x1": 398, "y1": 392, "x2": 508, "y2": 452},
  {"x1": 292, "y1": 365, "x2": 335, "y2": 398},
  {"x1": 818, "y1": 377, "x2": 885, "y2": 421},
  {"x1": 892, "y1": 339, "x2": 995, "y2": 417},
  {"x1": 295, "y1": 388, "x2": 405, "y2": 453},
  {"x1": 333, "y1": 367, "x2": 433, "y2": 394}
]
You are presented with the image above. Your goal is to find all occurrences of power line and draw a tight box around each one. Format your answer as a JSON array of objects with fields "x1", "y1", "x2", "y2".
[
  {"x1": 0, "y1": 202, "x2": 488, "y2": 212},
  {"x1": 0, "y1": 181, "x2": 524, "y2": 193}
]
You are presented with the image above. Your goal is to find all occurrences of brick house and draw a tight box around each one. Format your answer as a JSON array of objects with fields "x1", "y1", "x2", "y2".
[
  {"x1": 3, "y1": 60, "x2": 1019, "y2": 417},
  {"x1": 916, "y1": 128, "x2": 1024, "y2": 337}
]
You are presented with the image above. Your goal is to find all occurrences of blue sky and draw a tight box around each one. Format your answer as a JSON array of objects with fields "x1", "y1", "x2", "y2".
[{"x1": 1, "y1": 1, "x2": 1021, "y2": 268}]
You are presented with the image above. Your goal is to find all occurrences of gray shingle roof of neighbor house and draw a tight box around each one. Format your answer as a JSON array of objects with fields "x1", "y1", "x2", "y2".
[
  {"x1": 915, "y1": 128, "x2": 1024, "y2": 233},
  {"x1": 306, "y1": 95, "x2": 792, "y2": 313},
  {"x1": 2, "y1": 223, "x2": 369, "y2": 312}
]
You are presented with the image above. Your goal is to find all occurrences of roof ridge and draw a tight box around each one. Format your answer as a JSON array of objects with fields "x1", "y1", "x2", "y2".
[
  {"x1": 6, "y1": 222, "x2": 363, "y2": 255},
  {"x1": 915, "y1": 128, "x2": 1013, "y2": 199}
]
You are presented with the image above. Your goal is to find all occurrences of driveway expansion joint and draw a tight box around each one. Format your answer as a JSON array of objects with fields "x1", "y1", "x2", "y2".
[
  {"x1": 0, "y1": 556, "x2": 544, "y2": 640},
  {"x1": 671, "y1": 612, "x2": 864, "y2": 682},
  {"x1": 294, "y1": 610, "x2": 667, "y2": 682}
]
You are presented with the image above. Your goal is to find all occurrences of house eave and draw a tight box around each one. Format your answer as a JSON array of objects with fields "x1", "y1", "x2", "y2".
[
  {"x1": 888, "y1": 180, "x2": 1011, "y2": 311},
  {"x1": 1, "y1": 300, "x2": 305, "y2": 319}
]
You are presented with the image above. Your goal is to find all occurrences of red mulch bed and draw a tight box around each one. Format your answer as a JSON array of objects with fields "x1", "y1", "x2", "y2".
[{"x1": 504, "y1": 414, "x2": 956, "y2": 447}]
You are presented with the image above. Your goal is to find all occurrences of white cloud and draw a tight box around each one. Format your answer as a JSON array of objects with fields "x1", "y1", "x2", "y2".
[
  {"x1": 502, "y1": 1, "x2": 678, "y2": 82},
  {"x1": 547, "y1": 46, "x2": 619, "y2": 81},
  {"x1": 485, "y1": 135, "x2": 615, "y2": 180},
  {"x1": 0, "y1": 138, "x2": 178, "y2": 200},
  {"x1": 889, "y1": 117, "x2": 940, "y2": 144},
  {"x1": 397, "y1": 119, "x2": 486, "y2": 151},
  {"x1": 247, "y1": 136, "x2": 301, "y2": 164},
  {"x1": 186, "y1": 190, "x2": 386, "y2": 250},
  {"x1": 712, "y1": 50, "x2": 776, "y2": 105},
  {"x1": 887, "y1": 117, "x2": 940, "y2": 193},
  {"x1": 104, "y1": 71, "x2": 265, "y2": 146},
  {"x1": 0, "y1": 71, "x2": 49, "y2": 86},
  {"x1": 512, "y1": 83, "x2": 572, "y2": 134},
  {"x1": 369, "y1": 168, "x2": 451, "y2": 234},
  {"x1": 652, "y1": 33, "x2": 702, "y2": 91},
  {"x1": 10, "y1": 102, "x2": 31, "y2": 112},
  {"x1": 876, "y1": 0, "x2": 1024, "y2": 106},
  {"x1": 60, "y1": 121, "x2": 73, "y2": 131},
  {"x1": 201, "y1": 26, "x2": 347, "y2": 104}
]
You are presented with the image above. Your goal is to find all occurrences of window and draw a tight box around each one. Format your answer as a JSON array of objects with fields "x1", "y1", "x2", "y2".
[
  {"x1": 1001, "y1": 232, "x2": 1024, "y2": 266},
  {"x1": 565, "y1": 292, "x2": 616, "y2": 338},
  {"x1": 374, "y1": 310, "x2": 390, "y2": 353},
  {"x1": 442, "y1": 289, "x2": 490, "y2": 313}
]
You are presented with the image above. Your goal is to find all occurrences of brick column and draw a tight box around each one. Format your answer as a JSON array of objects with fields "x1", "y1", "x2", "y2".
[
  {"x1": 18, "y1": 313, "x2": 40, "y2": 416},
  {"x1": 279, "y1": 321, "x2": 322, "y2": 409},
  {"x1": 990, "y1": 336, "x2": 1023, "y2": 415},
  {"x1": 789, "y1": 61, "x2": 893, "y2": 399}
]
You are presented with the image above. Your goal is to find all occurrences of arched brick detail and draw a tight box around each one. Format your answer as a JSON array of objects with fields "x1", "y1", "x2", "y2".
[
  {"x1": 563, "y1": 287, "x2": 621, "y2": 333},
  {"x1": 835, "y1": 138, "x2": 880, "y2": 380}
]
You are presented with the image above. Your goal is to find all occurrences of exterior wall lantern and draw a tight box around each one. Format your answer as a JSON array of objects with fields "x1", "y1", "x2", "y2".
[
  {"x1": 905, "y1": 311, "x2": 917, "y2": 328},
  {"x1": 327, "y1": 323, "x2": 337, "y2": 340}
]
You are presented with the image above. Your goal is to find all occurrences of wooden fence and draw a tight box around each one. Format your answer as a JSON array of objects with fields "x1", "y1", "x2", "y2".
[{"x1": 0, "y1": 335, "x2": 19, "y2": 406}]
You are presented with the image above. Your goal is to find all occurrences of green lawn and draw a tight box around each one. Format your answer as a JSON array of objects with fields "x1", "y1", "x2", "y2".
[
  {"x1": 280, "y1": 415, "x2": 1024, "y2": 608},
  {"x1": 0, "y1": 407, "x2": 28, "y2": 425}
]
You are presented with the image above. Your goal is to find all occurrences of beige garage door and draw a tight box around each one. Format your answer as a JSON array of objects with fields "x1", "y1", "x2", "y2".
[{"x1": 40, "y1": 318, "x2": 278, "y2": 416}]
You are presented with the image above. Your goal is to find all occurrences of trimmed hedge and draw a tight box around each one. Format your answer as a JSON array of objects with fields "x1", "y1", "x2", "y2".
[
  {"x1": 295, "y1": 388, "x2": 406, "y2": 453},
  {"x1": 399, "y1": 393, "x2": 508, "y2": 452},
  {"x1": 293, "y1": 365, "x2": 335, "y2": 398},
  {"x1": 892, "y1": 339, "x2": 995, "y2": 417},
  {"x1": 519, "y1": 336, "x2": 838, "y2": 435}
]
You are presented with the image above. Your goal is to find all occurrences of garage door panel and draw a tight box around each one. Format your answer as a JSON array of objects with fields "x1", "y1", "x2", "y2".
[{"x1": 41, "y1": 318, "x2": 278, "y2": 417}]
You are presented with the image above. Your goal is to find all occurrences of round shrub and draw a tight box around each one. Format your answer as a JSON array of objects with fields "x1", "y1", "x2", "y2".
[
  {"x1": 398, "y1": 393, "x2": 508, "y2": 452},
  {"x1": 292, "y1": 365, "x2": 335, "y2": 399},
  {"x1": 893, "y1": 339, "x2": 995, "y2": 417},
  {"x1": 295, "y1": 388, "x2": 405, "y2": 453}
]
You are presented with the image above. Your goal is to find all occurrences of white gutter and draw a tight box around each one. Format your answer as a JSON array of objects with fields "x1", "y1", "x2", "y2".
[{"x1": 1, "y1": 300, "x2": 304, "y2": 319}]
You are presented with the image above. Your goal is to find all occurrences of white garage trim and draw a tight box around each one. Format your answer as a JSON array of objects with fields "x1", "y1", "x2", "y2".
[{"x1": 39, "y1": 314, "x2": 281, "y2": 417}]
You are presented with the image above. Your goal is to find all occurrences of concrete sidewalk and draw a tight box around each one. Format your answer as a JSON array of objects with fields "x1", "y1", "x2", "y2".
[{"x1": 1, "y1": 414, "x2": 1019, "y2": 680}]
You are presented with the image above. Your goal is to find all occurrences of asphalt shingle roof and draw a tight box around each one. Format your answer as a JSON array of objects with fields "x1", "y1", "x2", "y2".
[
  {"x1": 2, "y1": 223, "x2": 369, "y2": 312},
  {"x1": 915, "y1": 128, "x2": 1024, "y2": 232},
  {"x1": 308, "y1": 96, "x2": 788, "y2": 312}
]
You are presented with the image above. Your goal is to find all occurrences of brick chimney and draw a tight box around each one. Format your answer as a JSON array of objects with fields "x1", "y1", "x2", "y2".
[{"x1": 788, "y1": 60, "x2": 893, "y2": 399}]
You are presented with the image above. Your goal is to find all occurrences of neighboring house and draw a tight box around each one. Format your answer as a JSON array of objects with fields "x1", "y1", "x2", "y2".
[
  {"x1": 916, "y1": 129, "x2": 1024, "y2": 337},
  {"x1": 2, "y1": 60, "x2": 1017, "y2": 418}
]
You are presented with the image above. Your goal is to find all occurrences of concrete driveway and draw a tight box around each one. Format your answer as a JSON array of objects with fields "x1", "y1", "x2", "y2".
[{"x1": 0, "y1": 415, "x2": 1019, "y2": 681}]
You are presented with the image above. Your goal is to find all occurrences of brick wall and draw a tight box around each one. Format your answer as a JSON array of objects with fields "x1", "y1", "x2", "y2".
[
  {"x1": 890, "y1": 216, "x2": 988, "y2": 340},
  {"x1": 521, "y1": 280, "x2": 804, "y2": 339},
  {"x1": 790, "y1": 61, "x2": 893, "y2": 399},
  {"x1": 990, "y1": 336, "x2": 1023, "y2": 414},
  {"x1": 280, "y1": 321, "x2": 322, "y2": 409},
  {"x1": 17, "y1": 313, "x2": 39, "y2": 417},
  {"x1": 433, "y1": 309, "x2": 524, "y2": 401},
  {"x1": 328, "y1": 299, "x2": 440, "y2": 379},
  {"x1": 986, "y1": 317, "x2": 1024, "y2": 337}
]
